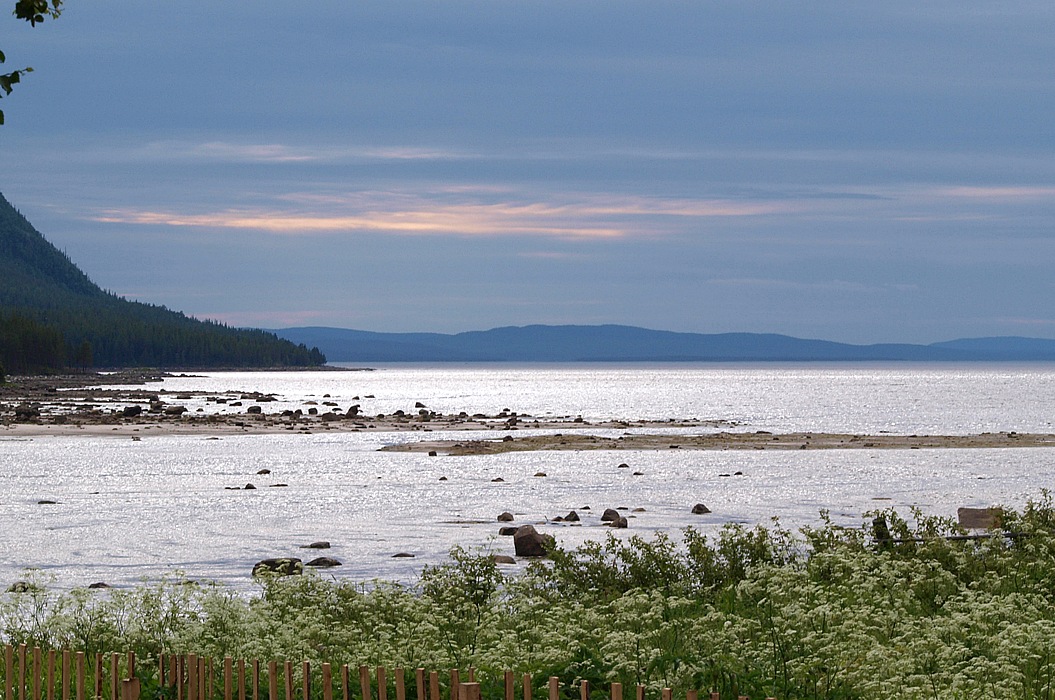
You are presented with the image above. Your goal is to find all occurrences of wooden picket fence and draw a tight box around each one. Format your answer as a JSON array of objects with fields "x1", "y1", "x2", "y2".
[{"x1": 1, "y1": 645, "x2": 775, "y2": 700}]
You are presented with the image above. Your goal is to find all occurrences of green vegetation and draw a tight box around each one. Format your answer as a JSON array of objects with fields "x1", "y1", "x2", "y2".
[
  {"x1": 0, "y1": 193, "x2": 325, "y2": 370},
  {"x1": 7, "y1": 498, "x2": 1055, "y2": 699},
  {"x1": 0, "y1": 1, "x2": 63, "y2": 125}
]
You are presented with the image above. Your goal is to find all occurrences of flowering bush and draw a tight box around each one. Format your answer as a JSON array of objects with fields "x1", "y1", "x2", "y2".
[{"x1": 7, "y1": 495, "x2": 1055, "y2": 699}]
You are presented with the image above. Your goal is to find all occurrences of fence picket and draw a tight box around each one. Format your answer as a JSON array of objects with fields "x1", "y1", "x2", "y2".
[
  {"x1": 428, "y1": 671, "x2": 439, "y2": 700},
  {"x1": 0, "y1": 650, "x2": 783, "y2": 700}
]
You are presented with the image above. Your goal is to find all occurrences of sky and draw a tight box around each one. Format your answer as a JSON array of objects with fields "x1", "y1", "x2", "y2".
[{"x1": 2, "y1": 1, "x2": 1054, "y2": 344}]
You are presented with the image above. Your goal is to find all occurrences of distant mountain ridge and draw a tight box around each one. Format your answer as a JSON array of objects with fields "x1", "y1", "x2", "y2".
[
  {"x1": 0, "y1": 192, "x2": 325, "y2": 372},
  {"x1": 273, "y1": 325, "x2": 1055, "y2": 363}
]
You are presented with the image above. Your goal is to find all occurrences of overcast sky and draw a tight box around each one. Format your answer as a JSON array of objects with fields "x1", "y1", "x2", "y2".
[{"x1": 2, "y1": 1, "x2": 1054, "y2": 343}]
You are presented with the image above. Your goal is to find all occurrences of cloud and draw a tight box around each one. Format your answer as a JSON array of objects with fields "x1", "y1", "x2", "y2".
[
  {"x1": 130, "y1": 141, "x2": 480, "y2": 165},
  {"x1": 935, "y1": 186, "x2": 1055, "y2": 200},
  {"x1": 89, "y1": 191, "x2": 792, "y2": 240},
  {"x1": 706, "y1": 277, "x2": 918, "y2": 294}
]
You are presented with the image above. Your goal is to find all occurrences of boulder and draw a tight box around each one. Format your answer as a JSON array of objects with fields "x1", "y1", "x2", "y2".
[
  {"x1": 492, "y1": 555, "x2": 517, "y2": 565},
  {"x1": 246, "y1": 405, "x2": 262, "y2": 415},
  {"x1": 122, "y1": 405, "x2": 143, "y2": 418},
  {"x1": 609, "y1": 517, "x2": 629, "y2": 529},
  {"x1": 958, "y1": 507, "x2": 1002, "y2": 529},
  {"x1": 243, "y1": 483, "x2": 256, "y2": 490},
  {"x1": 513, "y1": 525, "x2": 554, "y2": 557},
  {"x1": 564, "y1": 510, "x2": 580, "y2": 522},
  {"x1": 6, "y1": 581, "x2": 40, "y2": 593},
  {"x1": 601, "y1": 508, "x2": 620, "y2": 522},
  {"x1": 252, "y1": 558, "x2": 303, "y2": 577},
  {"x1": 499, "y1": 526, "x2": 519, "y2": 536},
  {"x1": 14, "y1": 404, "x2": 40, "y2": 420},
  {"x1": 392, "y1": 552, "x2": 415, "y2": 558},
  {"x1": 497, "y1": 512, "x2": 515, "y2": 522},
  {"x1": 305, "y1": 557, "x2": 342, "y2": 568},
  {"x1": 691, "y1": 503, "x2": 711, "y2": 515},
  {"x1": 302, "y1": 541, "x2": 331, "y2": 549},
  {"x1": 87, "y1": 582, "x2": 111, "y2": 589},
  {"x1": 163, "y1": 405, "x2": 188, "y2": 416},
  {"x1": 257, "y1": 468, "x2": 271, "y2": 475}
]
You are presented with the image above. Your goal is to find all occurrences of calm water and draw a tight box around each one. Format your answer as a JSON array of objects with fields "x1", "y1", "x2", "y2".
[{"x1": 2, "y1": 363, "x2": 1054, "y2": 590}]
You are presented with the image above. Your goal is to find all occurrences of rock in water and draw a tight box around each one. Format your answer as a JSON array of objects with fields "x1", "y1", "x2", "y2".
[
  {"x1": 691, "y1": 503, "x2": 711, "y2": 515},
  {"x1": 564, "y1": 510, "x2": 580, "y2": 522},
  {"x1": 497, "y1": 512, "x2": 515, "y2": 522},
  {"x1": 252, "y1": 558, "x2": 303, "y2": 577},
  {"x1": 513, "y1": 525, "x2": 554, "y2": 557},
  {"x1": 601, "y1": 508, "x2": 620, "y2": 522},
  {"x1": 305, "y1": 557, "x2": 342, "y2": 568}
]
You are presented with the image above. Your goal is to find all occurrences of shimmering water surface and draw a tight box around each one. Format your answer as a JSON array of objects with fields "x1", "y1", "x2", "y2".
[{"x1": 2, "y1": 363, "x2": 1054, "y2": 590}]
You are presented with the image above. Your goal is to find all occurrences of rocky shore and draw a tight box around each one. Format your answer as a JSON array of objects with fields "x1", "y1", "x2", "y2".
[{"x1": 3, "y1": 371, "x2": 1055, "y2": 452}]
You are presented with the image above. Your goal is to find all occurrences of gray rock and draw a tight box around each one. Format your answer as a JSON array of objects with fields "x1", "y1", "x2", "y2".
[
  {"x1": 252, "y1": 558, "x2": 303, "y2": 577},
  {"x1": 497, "y1": 512, "x2": 515, "y2": 522},
  {"x1": 513, "y1": 525, "x2": 555, "y2": 557},
  {"x1": 691, "y1": 503, "x2": 711, "y2": 515},
  {"x1": 609, "y1": 517, "x2": 628, "y2": 528},
  {"x1": 564, "y1": 510, "x2": 580, "y2": 522},
  {"x1": 392, "y1": 552, "x2": 415, "y2": 558},
  {"x1": 493, "y1": 555, "x2": 517, "y2": 565},
  {"x1": 601, "y1": 508, "x2": 620, "y2": 522},
  {"x1": 302, "y1": 541, "x2": 331, "y2": 549},
  {"x1": 499, "y1": 526, "x2": 519, "y2": 536},
  {"x1": 305, "y1": 557, "x2": 342, "y2": 568}
]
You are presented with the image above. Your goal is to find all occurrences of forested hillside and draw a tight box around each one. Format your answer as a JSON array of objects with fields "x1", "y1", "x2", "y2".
[{"x1": 0, "y1": 193, "x2": 325, "y2": 373}]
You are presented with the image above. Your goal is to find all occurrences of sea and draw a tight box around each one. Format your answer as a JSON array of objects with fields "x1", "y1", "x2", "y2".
[{"x1": 2, "y1": 363, "x2": 1055, "y2": 591}]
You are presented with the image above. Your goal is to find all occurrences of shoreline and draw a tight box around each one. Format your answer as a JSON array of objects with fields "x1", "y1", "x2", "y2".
[{"x1": 3, "y1": 371, "x2": 1055, "y2": 451}]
